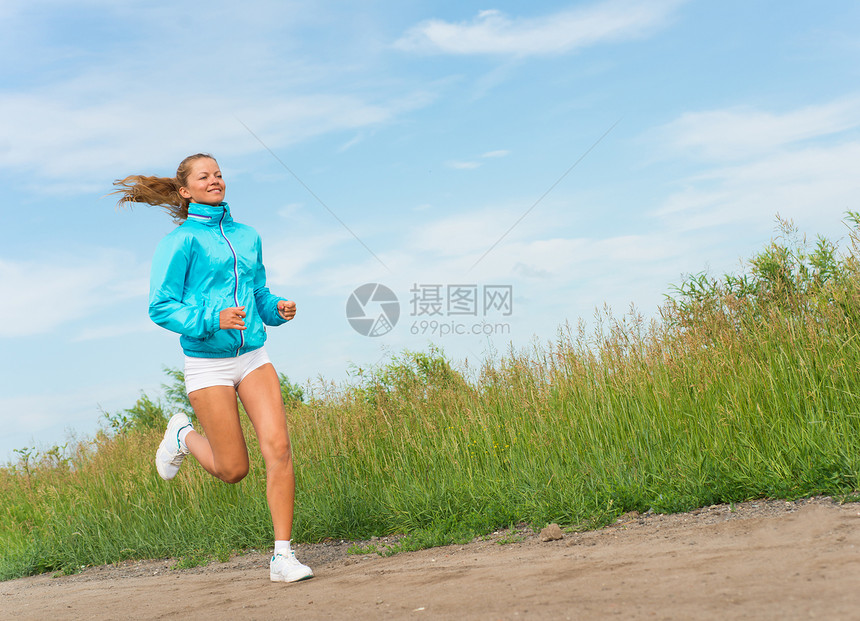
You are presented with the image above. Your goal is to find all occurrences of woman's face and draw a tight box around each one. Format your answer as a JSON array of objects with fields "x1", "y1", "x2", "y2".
[{"x1": 179, "y1": 158, "x2": 226, "y2": 206}]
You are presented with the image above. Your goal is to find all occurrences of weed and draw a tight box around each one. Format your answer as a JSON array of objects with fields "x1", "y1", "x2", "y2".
[
  {"x1": 347, "y1": 543, "x2": 379, "y2": 555},
  {"x1": 171, "y1": 552, "x2": 212, "y2": 570}
]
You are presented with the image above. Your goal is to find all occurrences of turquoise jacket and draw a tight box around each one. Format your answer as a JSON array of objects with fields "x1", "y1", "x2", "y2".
[{"x1": 149, "y1": 202, "x2": 287, "y2": 358}]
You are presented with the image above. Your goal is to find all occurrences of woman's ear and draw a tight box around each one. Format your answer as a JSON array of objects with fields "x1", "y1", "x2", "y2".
[{"x1": 178, "y1": 186, "x2": 191, "y2": 199}]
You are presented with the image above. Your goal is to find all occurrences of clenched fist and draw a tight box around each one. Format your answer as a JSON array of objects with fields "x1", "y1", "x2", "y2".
[
  {"x1": 219, "y1": 306, "x2": 247, "y2": 330},
  {"x1": 278, "y1": 300, "x2": 297, "y2": 321}
]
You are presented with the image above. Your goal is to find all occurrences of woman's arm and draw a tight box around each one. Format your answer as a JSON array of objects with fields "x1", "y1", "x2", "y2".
[{"x1": 148, "y1": 234, "x2": 221, "y2": 339}]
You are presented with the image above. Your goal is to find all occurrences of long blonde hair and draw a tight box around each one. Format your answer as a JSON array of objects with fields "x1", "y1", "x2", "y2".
[{"x1": 112, "y1": 153, "x2": 216, "y2": 222}]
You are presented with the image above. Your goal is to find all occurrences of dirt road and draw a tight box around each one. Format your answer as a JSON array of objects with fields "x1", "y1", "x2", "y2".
[{"x1": 5, "y1": 496, "x2": 860, "y2": 620}]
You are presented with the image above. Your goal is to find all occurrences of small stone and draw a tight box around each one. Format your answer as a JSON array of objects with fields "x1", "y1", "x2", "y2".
[{"x1": 540, "y1": 523, "x2": 564, "y2": 542}]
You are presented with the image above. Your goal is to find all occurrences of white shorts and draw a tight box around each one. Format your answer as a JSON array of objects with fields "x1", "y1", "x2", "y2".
[{"x1": 184, "y1": 347, "x2": 272, "y2": 394}]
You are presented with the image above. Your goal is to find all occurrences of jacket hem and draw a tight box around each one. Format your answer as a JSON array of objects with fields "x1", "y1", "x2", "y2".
[{"x1": 181, "y1": 344, "x2": 264, "y2": 359}]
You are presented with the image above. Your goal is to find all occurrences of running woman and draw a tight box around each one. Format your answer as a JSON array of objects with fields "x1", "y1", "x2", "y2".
[{"x1": 113, "y1": 153, "x2": 313, "y2": 583}]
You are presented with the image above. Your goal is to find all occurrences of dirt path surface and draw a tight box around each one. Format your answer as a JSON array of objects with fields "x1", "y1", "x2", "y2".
[{"x1": 5, "y1": 496, "x2": 860, "y2": 620}]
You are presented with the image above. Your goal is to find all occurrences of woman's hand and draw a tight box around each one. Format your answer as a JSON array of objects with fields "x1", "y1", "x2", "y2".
[
  {"x1": 219, "y1": 306, "x2": 247, "y2": 330},
  {"x1": 278, "y1": 300, "x2": 296, "y2": 321}
]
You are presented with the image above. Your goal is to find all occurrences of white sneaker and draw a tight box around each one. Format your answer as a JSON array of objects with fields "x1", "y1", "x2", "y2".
[
  {"x1": 270, "y1": 550, "x2": 314, "y2": 583},
  {"x1": 155, "y1": 413, "x2": 192, "y2": 480}
]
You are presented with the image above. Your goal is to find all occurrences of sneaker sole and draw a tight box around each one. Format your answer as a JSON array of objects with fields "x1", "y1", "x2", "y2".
[
  {"x1": 270, "y1": 571, "x2": 314, "y2": 583},
  {"x1": 155, "y1": 442, "x2": 180, "y2": 481}
]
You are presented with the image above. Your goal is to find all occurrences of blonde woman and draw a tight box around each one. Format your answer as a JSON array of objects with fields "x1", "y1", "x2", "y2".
[{"x1": 113, "y1": 154, "x2": 313, "y2": 583}]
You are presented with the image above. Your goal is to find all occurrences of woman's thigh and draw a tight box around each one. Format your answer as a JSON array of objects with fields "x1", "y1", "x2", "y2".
[
  {"x1": 236, "y1": 363, "x2": 290, "y2": 461},
  {"x1": 189, "y1": 385, "x2": 249, "y2": 474}
]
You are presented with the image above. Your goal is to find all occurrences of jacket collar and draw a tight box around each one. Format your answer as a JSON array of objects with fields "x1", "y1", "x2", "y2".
[{"x1": 186, "y1": 202, "x2": 231, "y2": 226}]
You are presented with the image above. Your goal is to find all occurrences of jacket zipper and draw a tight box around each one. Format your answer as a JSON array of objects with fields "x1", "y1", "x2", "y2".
[{"x1": 218, "y1": 209, "x2": 244, "y2": 356}]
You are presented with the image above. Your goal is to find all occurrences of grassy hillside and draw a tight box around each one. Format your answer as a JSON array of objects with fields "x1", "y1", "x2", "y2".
[{"x1": 3, "y1": 216, "x2": 860, "y2": 580}]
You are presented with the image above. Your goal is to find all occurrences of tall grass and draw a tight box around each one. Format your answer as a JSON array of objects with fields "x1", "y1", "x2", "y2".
[{"x1": 4, "y1": 215, "x2": 860, "y2": 580}]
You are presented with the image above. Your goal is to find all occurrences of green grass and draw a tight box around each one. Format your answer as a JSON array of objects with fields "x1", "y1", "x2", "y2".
[{"x1": 3, "y1": 214, "x2": 860, "y2": 580}]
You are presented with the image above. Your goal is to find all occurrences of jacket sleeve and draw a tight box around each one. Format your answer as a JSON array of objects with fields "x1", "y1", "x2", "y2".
[
  {"x1": 149, "y1": 233, "x2": 221, "y2": 339},
  {"x1": 252, "y1": 236, "x2": 288, "y2": 327}
]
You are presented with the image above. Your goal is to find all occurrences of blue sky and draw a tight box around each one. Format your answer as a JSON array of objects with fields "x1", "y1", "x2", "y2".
[{"x1": 3, "y1": 0, "x2": 860, "y2": 461}]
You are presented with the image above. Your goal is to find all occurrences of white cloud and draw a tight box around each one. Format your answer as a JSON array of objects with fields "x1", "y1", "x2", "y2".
[
  {"x1": 443, "y1": 149, "x2": 509, "y2": 170},
  {"x1": 465, "y1": 233, "x2": 687, "y2": 284},
  {"x1": 0, "y1": 392, "x2": 95, "y2": 439},
  {"x1": 338, "y1": 133, "x2": 366, "y2": 152},
  {"x1": 395, "y1": 0, "x2": 685, "y2": 56},
  {"x1": 652, "y1": 97, "x2": 860, "y2": 234},
  {"x1": 655, "y1": 96, "x2": 860, "y2": 161},
  {"x1": 269, "y1": 203, "x2": 568, "y2": 294},
  {"x1": 72, "y1": 319, "x2": 158, "y2": 342},
  {"x1": 264, "y1": 230, "x2": 354, "y2": 287},
  {"x1": 0, "y1": 86, "x2": 432, "y2": 190},
  {"x1": 407, "y1": 207, "x2": 533, "y2": 260},
  {"x1": 326, "y1": 200, "x2": 681, "y2": 291},
  {"x1": 445, "y1": 160, "x2": 482, "y2": 170},
  {"x1": 657, "y1": 142, "x2": 860, "y2": 233},
  {"x1": 0, "y1": 250, "x2": 144, "y2": 338},
  {"x1": 0, "y1": 0, "x2": 438, "y2": 193},
  {"x1": 305, "y1": 253, "x2": 408, "y2": 294},
  {"x1": 0, "y1": 377, "x2": 161, "y2": 460}
]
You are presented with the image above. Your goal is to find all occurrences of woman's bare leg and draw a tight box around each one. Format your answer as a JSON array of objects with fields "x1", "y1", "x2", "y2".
[
  {"x1": 236, "y1": 363, "x2": 294, "y2": 541},
  {"x1": 185, "y1": 385, "x2": 250, "y2": 484}
]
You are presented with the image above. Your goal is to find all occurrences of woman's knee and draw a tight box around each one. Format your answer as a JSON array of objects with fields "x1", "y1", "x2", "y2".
[
  {"x1": 216, "y1": 461, "x2": 250, "y2": 484},
  {"x1": 260, "y1": 440, "x2": 292, "y2": 477},
  {"x1": 262, "y1": 433, "x2": 292, "y2": 462}
]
